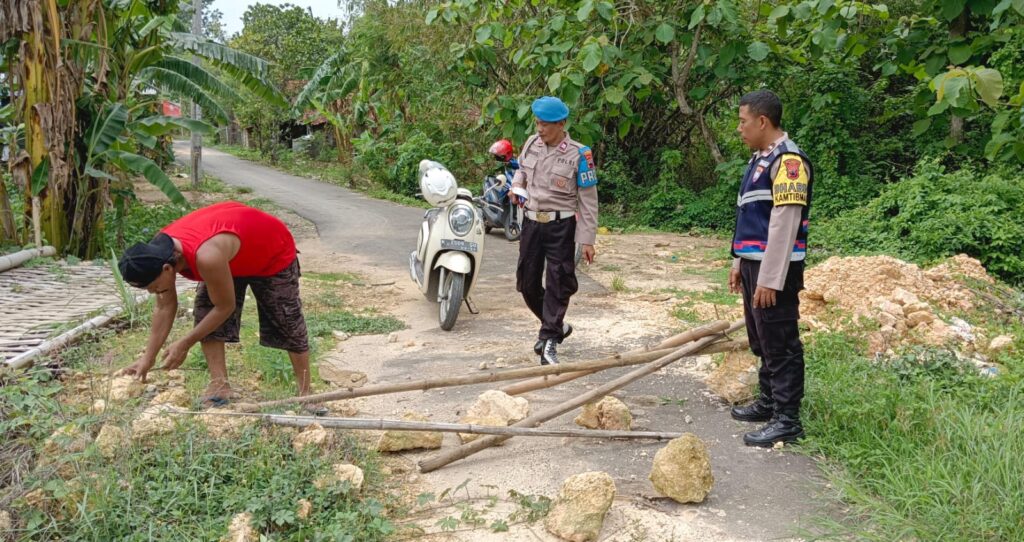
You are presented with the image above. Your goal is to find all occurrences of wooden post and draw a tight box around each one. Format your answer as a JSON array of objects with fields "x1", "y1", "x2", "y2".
[
  {"x1": 31, "y1": 196, "x2": 42, "y2": 248},
  {"x1": 189, "y1": 0, "x2": 203, "y2": 188},
  {"x1": 417, "y1": 321, "x2": 745, "y2": 473},
  {"x1": 235, "y1": 321, "x2": 732, "y2": 412}
]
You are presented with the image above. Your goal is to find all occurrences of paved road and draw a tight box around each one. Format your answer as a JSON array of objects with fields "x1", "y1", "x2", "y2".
[
  {"x1": 178, "y1": 142, "x2": 424, "y2": 268},
  {"x1": 176, "y1": 142, "x2": 833, "y2": 540}
]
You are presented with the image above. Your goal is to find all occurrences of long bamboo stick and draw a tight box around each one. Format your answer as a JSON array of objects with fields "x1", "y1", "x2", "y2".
[
  {"x1": 0, "y1": 245, "x2": 55, "y2": 273},
  {"x1": 500, "y1": 339, "x2": 749, "y2": 396},
  {"x1": 418, "y1": 320, "x2": 745, "y2": 473},
  {"x1": 235, "y1": 321, "x2": 731, "y2": 412},
  {"x1": 178, "y1": 411, "x2": 684, "y2": 440}
]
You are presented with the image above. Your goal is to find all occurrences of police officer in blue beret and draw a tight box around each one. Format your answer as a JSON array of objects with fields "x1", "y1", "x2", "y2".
[{"x1": 510, "y1": 97, "x2": 600, "y2": 365}]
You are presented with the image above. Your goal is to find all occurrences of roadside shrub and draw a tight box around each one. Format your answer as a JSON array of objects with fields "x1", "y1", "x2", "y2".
[
  {"x1": 103, "y1": 202, "x2": 189, "y2": 252},
  {"x1": 815, "y1": 158, "x2": 1024, "y2": 283},
  {"x1": 354, "y1": 130, "x2": 466, "y2": 196}
]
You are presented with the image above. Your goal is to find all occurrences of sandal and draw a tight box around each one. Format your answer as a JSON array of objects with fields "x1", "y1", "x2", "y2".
[
  {"x1": 301, "y1": 403, "x2": 329, "y2": 417},
  {"x1": 201, "y1": 396, "x2": 231, "y2": 408}
]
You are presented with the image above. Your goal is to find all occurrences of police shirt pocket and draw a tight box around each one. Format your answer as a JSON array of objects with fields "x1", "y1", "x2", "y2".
[
  {"x1": 519, "y1": 156, "x2": 538, "y2": 172},
  {"x1": 551, "y1": 165, "x2": 575, "y2": 193},
  {"x1": 759, "y1": 303, "x2": 799, "y2": 323}
]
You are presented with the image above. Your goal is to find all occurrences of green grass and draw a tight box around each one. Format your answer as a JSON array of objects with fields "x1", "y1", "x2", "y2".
[
  {"x1": 671, "y1": 305, "x2": 700, "y2": 323},
  {"x1": 689, "y1": 287, "x2": 738, "y2": 305},
  {"x1": 10, "y1": 400, "x2": 396, "y2": 541},
  {"x1": 304, "y1": 271, "x2": 362, "y2": 284},
  {"x1": 2, "y1": 277, "x2": 408, "y2": 539},
  {"x1": 800, "y1": 332, "x2": 1024, "y2": 540},
  {"x1": 688, "y1": 263, "x2": 733, "y2": 285},
  {"x1": 611, "y1": 276, "x2": 627, "y2": 292}
]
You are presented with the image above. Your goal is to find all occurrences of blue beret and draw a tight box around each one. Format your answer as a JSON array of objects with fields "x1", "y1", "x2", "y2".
[{"x1": 531, "y1": 96, "x2": 569, "y2": 122}]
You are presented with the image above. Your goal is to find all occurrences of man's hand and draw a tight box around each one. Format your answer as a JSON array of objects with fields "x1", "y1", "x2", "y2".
[
  {"x1": 581, "y1": 244, "x2": 596, "y2": 265},
  {"x1": 119, "y1": 357, "x2": 156, "y2": 382},
  {"x1": 160, "y1": 339, "x2": 192, "y2": 371},
  {"x1": 729, "y1": 268, "x2": 742, "y2": 294},
  {"x1": 753, "y1": 286, "x2": 777, "y2": 309}
]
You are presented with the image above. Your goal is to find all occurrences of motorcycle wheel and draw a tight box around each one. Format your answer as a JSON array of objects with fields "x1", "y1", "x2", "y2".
[
  {"x1": 503, "y1": 205, "x2": 522, "y2": 241},
  {"x1": 439, "y1": 272, "x2": 466, "y2": 331}
]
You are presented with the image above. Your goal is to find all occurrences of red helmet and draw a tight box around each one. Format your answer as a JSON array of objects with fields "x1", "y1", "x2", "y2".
[{"x1": 488, "y1": 139, "x2": 515, "y2": 162}]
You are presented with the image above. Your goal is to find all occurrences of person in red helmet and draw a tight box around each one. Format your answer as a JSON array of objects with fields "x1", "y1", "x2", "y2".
[{"x1": 489, "y1": 139, "x2": 515, "y2": 162}]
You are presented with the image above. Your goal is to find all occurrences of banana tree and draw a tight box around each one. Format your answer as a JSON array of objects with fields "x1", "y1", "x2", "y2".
[{"x1": 4, "y1": 0, "x2": 285, "y2": 256}]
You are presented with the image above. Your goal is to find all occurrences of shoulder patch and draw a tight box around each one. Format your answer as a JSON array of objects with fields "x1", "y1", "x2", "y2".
[
  {"x1": 772, "y1": 153, "x2": 809, "y2": 206},
  {"x1": 577, "y1": 146, "x2": 598, "y2": 188},
  {"x1": 580, "y1": 146, "x2": 595, "y2": 170}
]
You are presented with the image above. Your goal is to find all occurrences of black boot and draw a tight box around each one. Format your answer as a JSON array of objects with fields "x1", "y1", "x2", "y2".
[
  {"x1": 730, "y1": 395, "x2": 774, "y2": 422},
  {"x1": 534, "y1": 339, "x2": 545, "y2": 356},
  {"x1": 743, "y1": 410, "x2": 804, "y2": 447}
]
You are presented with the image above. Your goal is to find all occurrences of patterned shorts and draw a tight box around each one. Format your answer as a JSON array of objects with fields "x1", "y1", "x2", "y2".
[{"x1": 194, "y1": 258, "x2": 309, "y2": 353}]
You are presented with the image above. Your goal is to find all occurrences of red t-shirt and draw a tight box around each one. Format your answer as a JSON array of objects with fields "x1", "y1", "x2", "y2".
[{"x1": 161, "y1": 201, "x2": 296, "y2": 281}]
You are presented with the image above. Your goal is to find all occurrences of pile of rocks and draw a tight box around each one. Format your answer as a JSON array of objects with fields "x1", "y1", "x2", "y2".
[{"x1": 800, "y1": 254, "x2": 1000, "y2": 354}]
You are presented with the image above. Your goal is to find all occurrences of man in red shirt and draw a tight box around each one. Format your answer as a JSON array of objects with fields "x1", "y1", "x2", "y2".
[{"x1": 116, "y1": 201, "x2": 319, "y2": 412}]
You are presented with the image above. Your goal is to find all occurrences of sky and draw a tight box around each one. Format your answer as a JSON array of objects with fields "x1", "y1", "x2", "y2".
[{"x1": 212, "y1": 0, "x2": 348, "y2": 37}]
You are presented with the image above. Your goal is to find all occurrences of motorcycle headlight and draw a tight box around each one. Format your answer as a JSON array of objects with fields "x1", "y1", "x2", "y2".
[{"x1": 449, "y1": 205, "x2": 475, "y2": 237}]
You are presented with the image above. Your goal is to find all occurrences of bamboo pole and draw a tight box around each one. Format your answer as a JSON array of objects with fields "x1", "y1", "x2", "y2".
[
  {"x1": 499, "y1": 339, "x2": 749, "y2": 396},
  {"x1": 418, "y1": 320, "x2": 745, "y2": 473},
  {"x1": 0, "y1": 245, "x2": 56, "y2": 273},
  {"x1": 235, "y1": 321, "x2": 731, "y2": 412},
  {"x1": 656, "y1": 322, "x2": 740, "y2": 350},
  {"x1": 178, "y1": 411, "x2": 685, "y2": 440}
]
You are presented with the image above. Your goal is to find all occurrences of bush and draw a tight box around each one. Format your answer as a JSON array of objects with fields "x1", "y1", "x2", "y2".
[
  {"x1": 354, "y1": 130, "x2": 469, "y2": 197},
  {"x1": 815, "y1": 159, "x2": 1024, "y2": 283},
  {"x1": 103, "y1": 202, "x2": 189, "y2": 252},
  {"x1": 631, "y1": 151, "x2": 741, "y2": 232}
]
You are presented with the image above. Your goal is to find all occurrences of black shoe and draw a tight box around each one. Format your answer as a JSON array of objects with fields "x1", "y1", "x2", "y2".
[
  {"x1": 730, "y1": 395, "x2": 775, "y2": 422},
  {"x1": 540, "y1": 339, "x2": 559, "y2": 365},
  {"x1": 535, "y1": 324, "x2": 572, "y2": 354},
  {"x1": 743, "y1": 412, "x2": 804, "y2": 447}
]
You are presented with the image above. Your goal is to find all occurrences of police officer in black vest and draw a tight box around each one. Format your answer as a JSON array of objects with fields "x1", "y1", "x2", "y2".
[{"x1": 728, "y1": 90, "x2": 813, "y2": 447}]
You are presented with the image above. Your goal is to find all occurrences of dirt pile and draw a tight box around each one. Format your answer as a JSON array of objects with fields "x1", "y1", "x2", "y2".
[{"x1": 801, "y1": 254, "x2": 995, "y2": 353}]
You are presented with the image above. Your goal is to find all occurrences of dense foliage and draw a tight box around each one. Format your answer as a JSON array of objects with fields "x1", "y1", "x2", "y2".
[
  {"x1": 1, "y1": 0, "x2": 283, "y2": 256},
  {"x1": 219, "y1": 0, "x2": 1024, "y2": 279}
]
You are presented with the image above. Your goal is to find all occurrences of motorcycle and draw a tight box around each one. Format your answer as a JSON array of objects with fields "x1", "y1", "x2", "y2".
[
  {"x1": 478, "y1": 139, "x2": 523, "y2": 241},
  {"x1": 409, "y1": 160, "x2": 485, "y2": 331}
]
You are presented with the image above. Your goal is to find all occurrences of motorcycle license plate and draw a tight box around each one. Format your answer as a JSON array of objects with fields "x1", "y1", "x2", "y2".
[{"x1": 441, "y1": 239, "x2": 478, "y2": 253}]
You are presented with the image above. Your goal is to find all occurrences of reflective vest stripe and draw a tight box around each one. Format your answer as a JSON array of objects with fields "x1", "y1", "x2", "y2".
[{"x1": 738, "y1": 190, "x2": 774, "y2": 206}]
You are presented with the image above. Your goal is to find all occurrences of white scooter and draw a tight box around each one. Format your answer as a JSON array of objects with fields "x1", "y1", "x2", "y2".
[{"x1": 409, "y1": 160, "x2": 485, "y2": 330}]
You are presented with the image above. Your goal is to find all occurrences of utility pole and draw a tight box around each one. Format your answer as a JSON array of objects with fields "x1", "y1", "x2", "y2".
[{"x1": 190, "y1": 0, "x2": 203, "y2": 188}]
